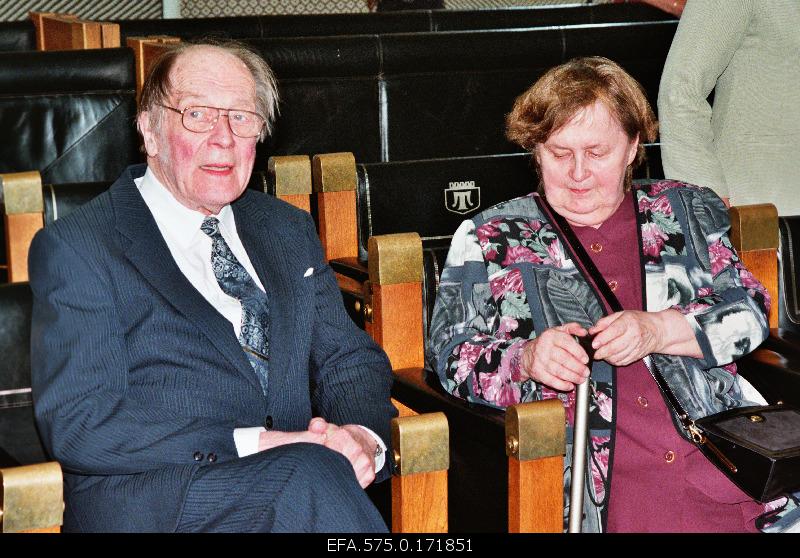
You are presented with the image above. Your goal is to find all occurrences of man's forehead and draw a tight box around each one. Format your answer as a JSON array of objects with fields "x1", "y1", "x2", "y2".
[{"x1": 167, "y1": 47, "x2": 256, "y2": 106}]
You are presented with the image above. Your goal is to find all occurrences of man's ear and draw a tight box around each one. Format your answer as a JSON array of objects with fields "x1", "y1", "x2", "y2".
[{"x1": 137, "y1": 111, "x2": 159, "y2": 158}]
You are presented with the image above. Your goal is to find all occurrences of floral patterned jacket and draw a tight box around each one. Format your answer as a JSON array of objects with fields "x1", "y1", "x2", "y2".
[{"x1": 426, "y1": 180, "x2": 797, "y2": 531}]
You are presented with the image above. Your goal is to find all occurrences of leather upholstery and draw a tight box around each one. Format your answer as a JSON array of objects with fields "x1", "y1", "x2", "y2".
[
  {"x1": 114, "y1": 4, "x2": 672, "y2": 43},
  {"x1": 42, "y1": 181, "x2": 113, "y2": 225},
  {"x1": 245, "y1": 20, "x2": 676, "y2": 163},
  {"x1": 0, "y1": 20, "x2": 36, "y2": 52},
  {"x1": 0, "y1": 48, "x2": 140, "y2": 184},
  {"x1": 433, "y1": 2, "x2": 674, "y2": 30},
  {"x1": 738, "y1": 348, "x2": 800, "y2": 408},
  {"x1": 0, "y1": 282, "x2": 47, "y2": 468},
  {"x1": 255, "y1": 35, "x2": 383, "y2": 164}
]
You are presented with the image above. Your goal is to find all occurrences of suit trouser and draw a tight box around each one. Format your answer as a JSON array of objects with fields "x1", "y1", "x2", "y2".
[{"x1": 175, "y1": 442, "x2": 388, "y2": 533}]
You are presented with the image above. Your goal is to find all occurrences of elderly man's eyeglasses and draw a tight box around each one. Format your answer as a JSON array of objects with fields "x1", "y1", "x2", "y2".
[{"x1": 159, "y1": 104, "x2": 265, "y2": 138}]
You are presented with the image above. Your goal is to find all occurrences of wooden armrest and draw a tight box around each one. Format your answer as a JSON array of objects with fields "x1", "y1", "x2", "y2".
[
  {"x1": 729, "y1": 204, "x2": 779, "y2": 328},
  {"x1": 126, "y1": 36, "x2": 181, "y2": 101},
  {"x1": 30, "y1": 12, "x2": 119, "y2": 51},
  {"x1": 391, "y1": 413, "x2": 448, "y2": 533},
  {"x1": 393, "y1": 367, "x2": 565, "y2": 532},
  {"x1": 0, "y1": 461, "x2": 63, "y2": 533}
]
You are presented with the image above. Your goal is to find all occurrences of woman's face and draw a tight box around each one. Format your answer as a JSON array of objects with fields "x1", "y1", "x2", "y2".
[{"x1": 536, "y1": 101, "x2": 638, "y2": 228}]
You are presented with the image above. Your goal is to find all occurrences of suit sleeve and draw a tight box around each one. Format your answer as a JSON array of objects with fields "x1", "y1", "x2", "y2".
[
  {"x1": 301, "y1": 213, "x2": 397, "y2": 480},
  {"x1": 657, "y1": 0, "x2": 754, "y2": 198},
  {"x1": 29, "y1": 226, "x2": 239, "y2": 475}
]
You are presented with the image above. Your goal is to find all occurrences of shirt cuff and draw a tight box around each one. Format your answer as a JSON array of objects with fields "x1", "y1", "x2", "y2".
[
  {"x1": 234, "y1": 425, "x2": 387, "y2": 473},
  {"x1": 233, "y1": 426, "x2": 266, "y2": 458},
  {"x1": 356, "y1": 425, "x2": 387, "y2": 473}
]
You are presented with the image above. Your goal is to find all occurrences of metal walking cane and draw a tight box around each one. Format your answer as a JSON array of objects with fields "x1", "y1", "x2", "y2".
[{"x1": 568, "y1": 335, "x2": 594, "y2": 533}]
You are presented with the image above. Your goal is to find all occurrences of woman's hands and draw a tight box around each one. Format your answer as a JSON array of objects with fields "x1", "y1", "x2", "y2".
[
  {"x1": 589, "y1": 309, "x2": 702, "y2": 365},
  {"x1": 520, "y1": 310, "x2": 702, "y2": 391},
  {"x1": 520, "y1": 322, "x2": 590, "y2": 391}
]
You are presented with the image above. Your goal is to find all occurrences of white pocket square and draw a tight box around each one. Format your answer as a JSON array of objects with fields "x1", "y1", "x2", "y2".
[{"x1": 303, "y1": 267, "x2": 314, "y2": 278}]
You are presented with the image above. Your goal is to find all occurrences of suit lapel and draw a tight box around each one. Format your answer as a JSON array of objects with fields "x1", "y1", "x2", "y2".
[{"x1": 111, "y1": 167, "x2": 258, "y2": 390}]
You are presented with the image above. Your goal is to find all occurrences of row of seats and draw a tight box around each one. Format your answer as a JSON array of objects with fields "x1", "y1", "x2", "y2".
[
  {"x1": 3, "y1": 7, "x2": 796, "y2": 533},
  {"x1": 0, "y1": 4, "x2": 674, "y2": 53},
  {"x1": 0, "y1": 17, "x2": 677, "y2": 280}
]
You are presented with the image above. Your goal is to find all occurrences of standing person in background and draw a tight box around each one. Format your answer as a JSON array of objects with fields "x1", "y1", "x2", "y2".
[{"x1": 658, "y1": 0, "x2": 800, "y2": 214}]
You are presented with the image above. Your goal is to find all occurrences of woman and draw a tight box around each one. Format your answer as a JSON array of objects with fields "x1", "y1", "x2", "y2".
[{"x1": 427, "y1": 57, "x2": 795, "y2": 532}]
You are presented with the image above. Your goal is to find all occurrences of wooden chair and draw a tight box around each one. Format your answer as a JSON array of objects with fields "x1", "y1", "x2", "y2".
[
  {"x1": 729, "y1": 203, "x2": 800, "y2": 407},
  {"x1": 30, "y1": 12, "x2": 119, "y2": 51},
  {"x1": 126, "y1": 35, "x2": 181, "y2": 101},
  {"x1": 367, "y1": 232, "x2": 565, "y2": 532},
  {"x1": 0, "y1": 282, "x2": 63, "y2": 533}
]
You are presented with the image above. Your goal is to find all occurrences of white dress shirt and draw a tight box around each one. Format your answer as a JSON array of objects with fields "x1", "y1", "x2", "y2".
[{"x1": 136, "y1": 169, "x2": 385, "y2": 470}]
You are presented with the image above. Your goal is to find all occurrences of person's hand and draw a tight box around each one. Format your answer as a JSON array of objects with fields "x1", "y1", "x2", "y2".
[
  {"x1": 309, "y1": 418, "x2": 376, "y2": 488},
  {"x1": 257, "y1": 429, "x2": 326, "y2": 452},
  {"x1": 589, "y1": 310, "x2": 663, "y2": 366},
  {"x1": 519, "y1": 322, "x2": 590, "y2": 391}
]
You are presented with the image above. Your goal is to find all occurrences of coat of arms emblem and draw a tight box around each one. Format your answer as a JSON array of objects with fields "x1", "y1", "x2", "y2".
[{"x1": 444, "y1": 181, "x2": 480, "y2": 215}]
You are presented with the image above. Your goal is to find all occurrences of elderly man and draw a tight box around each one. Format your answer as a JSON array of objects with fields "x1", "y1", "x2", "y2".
[{"x1": 28, "y1": 42, "x2": 396, "y2": 533}]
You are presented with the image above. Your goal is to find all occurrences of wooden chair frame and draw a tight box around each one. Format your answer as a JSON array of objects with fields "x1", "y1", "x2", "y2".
[{"x1": 30, "y1": 12, "x2": 119, "y2": 51}]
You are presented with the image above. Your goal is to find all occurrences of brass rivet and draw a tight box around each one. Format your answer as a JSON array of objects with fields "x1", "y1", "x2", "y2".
[
  {"x1": 393, "y1": 450, "x2": 401, "y2": 465},
  {"x1": 506, "y1": 436, "x2": 519, "y2": 456},
  {"x1": 749, "y1": 414, "x2": 764, "y2": 423},
  {"x1": 354, "y1": 300, "x2": 362, "y2": 313},
  {"x1": 363, "y1": 304, "x2": 373, "y2": 321}
]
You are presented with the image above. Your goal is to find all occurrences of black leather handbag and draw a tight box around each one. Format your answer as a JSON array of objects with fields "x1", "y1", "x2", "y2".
[
  {"x1": 691, "y1": 405, "x2": 800, "y2": 502},
  {"x1": 538, "y1": 196, "x2": 800, "y2": 504}
]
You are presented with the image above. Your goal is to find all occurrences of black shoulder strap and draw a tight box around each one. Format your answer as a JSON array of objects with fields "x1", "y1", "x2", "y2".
[{"x1": 535, "y1": 195, "x2": 623, "y2": 313}]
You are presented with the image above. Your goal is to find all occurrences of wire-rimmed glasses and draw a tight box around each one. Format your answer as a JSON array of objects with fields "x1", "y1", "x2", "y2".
[{"x1": 159, "y1": 104, "x2": 265, "y2": 138}]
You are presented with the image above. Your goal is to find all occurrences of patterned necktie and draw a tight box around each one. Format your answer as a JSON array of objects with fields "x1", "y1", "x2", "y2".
[{"x1": 201, "y1": 216, "x2": 270, "y2": 395}]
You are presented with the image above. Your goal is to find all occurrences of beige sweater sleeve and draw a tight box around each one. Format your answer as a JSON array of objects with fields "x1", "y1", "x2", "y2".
[{"x1": 657, "y1": 0, "x2": 754, "y2": 198}]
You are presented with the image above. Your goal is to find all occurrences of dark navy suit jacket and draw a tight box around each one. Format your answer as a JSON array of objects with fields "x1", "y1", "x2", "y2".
[{"x1": 28, "y1": 164, "x2": 396, "y2": 532}]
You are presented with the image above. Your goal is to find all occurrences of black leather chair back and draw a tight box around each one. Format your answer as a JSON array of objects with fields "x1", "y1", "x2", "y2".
[
  {"x1": 381, "y1": 21, "x2": 675, "y2": 161},
  {"x1": 42, "y1": 181, "x2": 113, "y2": 225},
  {"x1": 251, "y1": 35, "x2": 383, "y2": 164},
  {"x1": 248, "y1": 21, "x2": 675, "y2": 164},
  {"x1": 0, "y1": 282, "x2": 47, "y2": 467},
  {"x1": 0, "y1": 48, "x2": 139, "y2": 184},
  {"x1": 0, "y1": 20, "x2": 36, "y2": 52},
  {"x1": 432, "y1": 2, "x2": 674, "y2": 30},
  {"x1": 778, "y1": 216, "x2": 800, "y2": 335},
  {"x1": 335, "y1": 146, "x2": 663, "y2": 330},
  {"x1": 115, "y1": 3, "x2": 673, "y2": 43}
]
